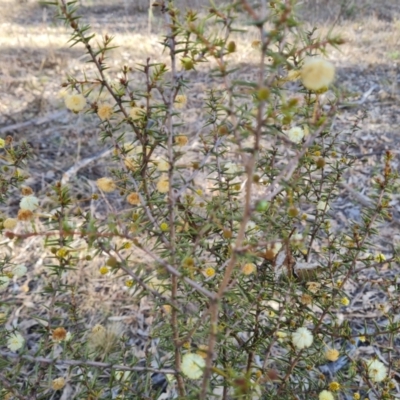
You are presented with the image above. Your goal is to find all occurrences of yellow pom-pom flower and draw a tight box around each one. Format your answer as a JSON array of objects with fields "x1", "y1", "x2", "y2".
[
  {"x1": 160, "y1": 222, "x2": 169, "y2": 232},
  {"x1": 21, "y1": 186, "x2": 33, "y2": 196},
  {"x1": 162, "y1": 304, "x2": 172, "y2": 314},
  {"x1": 367, "y1": 359, "x2": 387, "y2": 382},
  {"x1": 157, "y1": 175, "x2": 169, "y2": 193},
  {"x1": 287, "y1": 126, "x2": 304, "y2": 144},
  {"x1": 99, "y1": 266, "x2": 109, "y2": 275},
  {"x1": 3, "y1": 218, "x2": 17, "y2": 229},
  {"x1": 126, "y1": 192, "x2": 140, "y2": 205},
  {"x1": 175, "y1": 135, "x2": 189, "y2": 147},
  {"x1": 129, "y1": 107, "x2": 145, "y2": 121},
  {"x1": 300, "y1": 57, "x2": 335, "y2": 91},
  {"x1": 51, "y1": 377, "x2": 66, "y2": 390},
  {"x1": 52, "y1": 327, "x2": 67, "y2": 342},
  {"x1": 241, "y1": 263, "x2": 256, "y2": 275},
  {"x1": 319, "y1": 390, "x2": 334, "y2": 400},
  {"x1": 306, "y1": 281, "x2": 321, "y2": 294},
  {"x1": 204, "y1": 267, "x2": 215, "y2": 278},
  {"x1": 125, "y1": 279, "x2": 134, "y2": 288},
  {"x1": 340, "y1": 297, "x2": 350, "y2": 306},
  {"x1": 325, "y1": 348, "x2": 340, "y2": 362},
  {"x1": 96, "y1": 177, "x2": 116, "y2": 193},
  {"x1": 328, "y1": 381, "x2": 340, "y2": 391},
  {"x1": 7, "y1": 332, "x2": 24, "y2": 351},
  {"x1": 374, "y1": 253, "x2": 386, "y2": 262},
  {"x1": 157, "y1": 159, "x2": 169, "y2": 172},
  {"x1": 97, "y1": 103, "x2": 113, "y2": 120},
  {"x1": 17, "y1": 209, "x2": 33, "y2": 221},
  {"x1": 175, "y1": 94, "x2": 187, "y2": 109},
  {"x1": 20, "y1": 195, "x2": 39, "y2": 211},
  {"x1": 65, "y1": 94, "x2": 87, "y2": 112},
  {"x1": 181, "y1": 353, "x2": 205, "y2": 379},
  {"x1": 292, "y1": 327, "x2": 313, "y2": 350}
]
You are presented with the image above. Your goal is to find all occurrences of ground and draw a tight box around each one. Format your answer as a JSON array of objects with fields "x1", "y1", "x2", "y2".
[{"x1": 1, "y1": 0, "x2": 400, "y2": 399}]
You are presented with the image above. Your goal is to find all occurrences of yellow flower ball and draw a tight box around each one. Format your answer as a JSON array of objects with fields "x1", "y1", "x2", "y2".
[
  {"x1": 157, "y1": 159, "x2": 169, "y2": 172},
  {"x1": 99, "y1": 266, "x2": 109, "y2": 275},
  {"x1": 20, "y1": 195, "x2": 39, "y2": 211},
  {"x1": 97, "y1": 103, "x2": 113, "y2": 120},
  {"x1": 241, "y1": 263, "x2": 256, "y2": 276},
  {"x1": 328, "y1": 381, "x2": 340, "y2": 391},
  {"x1": 65, "y1": 94, "x2": 87, "y2": 112},
  {"x1": 96, "y1": 177, "x2": 116, "y2": 193},
  {"x1": 51, "y1": 377, "x2": 66, "y2": 390},
  {"x1": 287, "y1": 126, "x2": 304, "y2": 144},
  {"x1": 3, "y1": 218, "x2": 17, "y2": 229},
  {"x1": 300, "y1": 57, "x2": 335, "y2": 91},
  {"x1": 7, "y1": 332, "x2": 24, "y2": 351},
  {"x1": 160, "y1": 222, "x2": 169, "y2": 232},
  {"x1": 204, "y1": 267, "x2": 215, "y2": 278},
  {"x1": 56, "y1": 248, "x2": 68, "y2": 258},
  {"x1": 181, "y1": 353, "x2": 205, "y2": 379},
  {"x1": 124, "y1": 157, "x2": 138, "y2": 171},
  {"x1": 292, "y1": 327, "x2": 313, "y2": 350},
  {"x1": 306, "y1": 281, "x2": 321, "y2": 294},
  {"x1": 17, "y1": 209, "x2": 33, "y2": 221},
  {"x1": 374, "y1": 253, "x2": 386, "y2": 262},
  {"x1": 175, "y1": 135, "x2": 189, "y2": 147},
  {"x1": 52, "y1": 327, "x2": 67, "y2": 342},
  {"x1": 126, "y1": 192, "x2": 140, "y2": 205},
  {"x1": 325, "y1": 348, "x2": 340, "y2": 362},
  {"x1": 156, "y1": 175, "x2": 169, "y2": 193},
  {"x1": 129, "y1": 107, "x2": 145, "y2": 121},
  {"x1": 175, "y1": 94, "x2": 187, "y2": 109},
  {"x1": 21, "y1": 186, "x2": 33, "y2": 196},
  {"x1": 319, "y1": 390, "x2": 334, "y2": 400},
  {"x1": 340, "y1": 297, "x2": 350, "y2": 306},
  {"x1": 162, "y1": 304, "x2": 172, "y2": 314},
  {"x1": 367, "y1": 359, "x2": 387, "y2": 382},
  {"x1": 276, "y1": 331, "x2": 287, "y2": 339}
]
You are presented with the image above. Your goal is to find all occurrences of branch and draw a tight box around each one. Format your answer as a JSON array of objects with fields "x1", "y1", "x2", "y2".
[
  {"x1": 1, "y1": 351, "x2": 176, "y2": 375},
  {"x1": 0, "y1": 110, "x2": 68, "y2": 135}
]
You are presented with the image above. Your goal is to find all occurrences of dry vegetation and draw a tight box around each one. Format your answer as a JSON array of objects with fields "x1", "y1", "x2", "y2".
[{"x1": 1, "y1": 0, "x2": 400, "y2": 398}]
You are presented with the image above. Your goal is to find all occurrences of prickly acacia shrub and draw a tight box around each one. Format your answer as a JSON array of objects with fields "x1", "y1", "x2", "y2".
[{"x1": 0, "y1": 1, "x2": 399, "y2": 399}]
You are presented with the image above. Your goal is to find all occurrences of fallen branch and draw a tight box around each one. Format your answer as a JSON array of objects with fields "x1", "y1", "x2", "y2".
[
  {"x1": 0, "y1": 110, "x2": 69, "y2": 135},
  {"x1": 339, "y1": 181, "x2": 373, "y2": 207},
  {"x1": 0, "y1": 350, "x2": 176, "y2": 374},
  {"x1": 338, "y1": 84, "x2": 378, "y2": 109},
  {"x1": 61, "y1": 148, "x2": 112, "y2": 184}
]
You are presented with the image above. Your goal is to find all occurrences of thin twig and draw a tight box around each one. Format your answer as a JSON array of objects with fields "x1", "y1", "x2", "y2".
[
  {"x1": 339, "y1": 181, "x2": 373, "y2": 207},
  {"x1": 0, "y1": 110, "x2": 68, "y2": 135},
  {"x1": 1, "y1": 351, "x2": 176, "y2": 374},
  {"x1": 61, "y1": 149, "x2": 112, "y2": 184}
]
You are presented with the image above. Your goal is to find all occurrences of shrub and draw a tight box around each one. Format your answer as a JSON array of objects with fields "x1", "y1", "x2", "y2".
[{"x1": 0, "y1": 0, "x2": 398, "y2": 399}]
